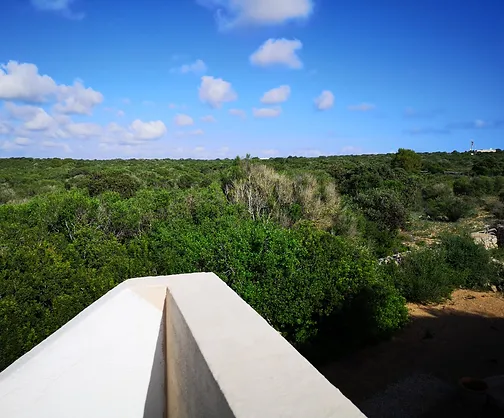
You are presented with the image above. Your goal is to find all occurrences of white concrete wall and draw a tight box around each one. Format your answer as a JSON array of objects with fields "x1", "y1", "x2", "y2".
[{"x1": 0, "y1": 273, "x2": 366, "y2": 418}]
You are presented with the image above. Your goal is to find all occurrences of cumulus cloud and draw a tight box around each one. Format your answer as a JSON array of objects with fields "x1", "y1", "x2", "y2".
[
  {"x1": 314, "y1": 90, "x2": 334, "y2": 111},
  {"x1": 31, "y1": 0, "x2": 84, "y2": 19},
  {"x1": 261, "y1": 149, "x2": 280, "y2": 157},
  {"x1": 253, "y1": 107, "x2": 282, "y2": 118},
  {"x1": 250, "y1": 39, "x2": 303, "y2": 69},
  {"x1": 174, "y1": 113, "x2": 195, "y2": 126},
  {"x1": 229, "y1": 108, "x2": 246, "y2": 118},
  {"x1": 14, "y1": 137, "x2": 34, "y2": 146},
  {"x1": 199, "y1": 0, "x2": 313, "y2": 29},
  {"x1": 340, "y1": 145, "x2": 363, "y2": 155},
  {"x1": 24, "y1": 109, "x2": 56, "y2": 131},
  {"x1": 129, "y1": 119, "x2": 167, "y2": 140},
  {"x1": 0, "y1": 61, "x2": 103, "y2": 116},
  {"x1": 0, "y1": 61, "x2": 58, "y2": 102},
  {"x1": 201, "y1": 115, "x2": 216, "y2": 123},
  {"x1": 175, "y1": 129, "x2": 205, "y2": 138},
  {"x1": 172, "y1": 59, "x2": 207, "y2": 75},
  {"x1": 41, "y1": 140, "x2": 72, "y2": 153},
  {"x1": 4, "y1": 102, "x2": 40, "y2": 119},
  {"x1": 348, "y1": 103, "x2": 375, "y2": 112},
  {"x1": 261, "y1": 85, "x2": 291, "y2": 104},
  {"x1": 54, "y1": 81, "x2": 103, "y2": 115},
  {"x1": 199, "y1": 76, "x2": 237, "y2": 108},
  {"x1": 0, "y1": 122, "x2": 11, "y2": 135},
  {"x1": 64, "y1": 122, "x2": 103, "y2": 138}
]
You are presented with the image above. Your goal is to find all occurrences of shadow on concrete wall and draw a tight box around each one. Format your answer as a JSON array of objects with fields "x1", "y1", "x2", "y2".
[{"x1": 143, "y1": 303, "x2": 166, "y2": 418}]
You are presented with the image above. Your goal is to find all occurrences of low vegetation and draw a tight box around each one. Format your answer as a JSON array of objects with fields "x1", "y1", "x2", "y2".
[{"x1": 1, "y1": 149, "x2": 503, "y2": 371}]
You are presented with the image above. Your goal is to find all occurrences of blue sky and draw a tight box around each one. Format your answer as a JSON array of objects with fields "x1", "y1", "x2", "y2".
[{"x1": 0, "y1": 0, "x2": 502, "y2": 159}]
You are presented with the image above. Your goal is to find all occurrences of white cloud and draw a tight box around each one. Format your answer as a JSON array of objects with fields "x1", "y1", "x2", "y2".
[
  {"x1": 199, "y1": 76, "x2": 237, "y2": 108},
  {"x1": 229, "y1": 108, "x2": 246, "y2": 118},
  {"x1": 0, "y1": 61, "x2": 58, "y2": 102},
  {"x1": 175, "y1": 129, "x2": 205, "y2": 138},
  {"x1": 348, "y1": 103, "x2": 375, "y2": 112},
  {"x1": 54, "y1": 81, "x2": 103, "y2": 115},
  {"x1": 253, "y1": 107, "x2": 282, "y2": 118},
  {"x1": 168, "y1": 103, "x2": 177, "y2": 109},
  {"x1": 261, "y1": 149, "x2": 279, "y2": 157},
  {"x1": 41, "y1": 140, "x2": 71, "y2": 153},
  {"x1": 31, "y1": 0, "x2": 84, "y2": 19},
  {"x1": 24, "y1": 108, "x2": 55, "y2": 131},
  {"x1": 129, "y1": 119, "x2": 167, "y2": 140},
  {"x1": 314, "y1": 90, "x2": 334, "y2": 111},
  {"x1": 250, "y1": 39, "x2": 303, "y2": 69},
  {"x1": 117, "y1": 110, "x2": 125, "y2": 117},
  {"x1": 0, "y1": 141, "x2": 18, "y2": 151},
  {"x1": 14, "y1": 137, "x2": 33, "y2": 146},
  {"x1": 31, "y1": 0, "x2": 73, "y2": 11},
  {"x1": 0, "y1": 122, "x2": 11, "y2": 135},
  {"x1": 174, "y1": 113, "x2": 194, "y2": 126},
  {"x1": 261, "y1": 85, "x2": 291, "y2": 104},
  {"x1": 340, "y1": 145, "x2": 363, "y2": 155},
  {"x1": 475, "y1": 119, "x2": 486, "y2": 128},
  {"x1": 142, "y1": 100, "x2": 155, "y2": 106},
  {"x1": 199, "y1": 0, "x2": 313, "y2": 28},
  {"x1": 201, "y1": 115, "x2": 216, "y2": 123},
  {"x1": 172, "y1": 59, "x2": 207, "y2": 75},
  {"x1": 296, "y1": 148, "x2": 322, "y2": 157},
  {"x1": 122, "y1": 98, "x2": 131, "y2": 105},
  {"x1": 64, "y1": 122, "x2": 103, "y2": 138},
  {"x1": 4, "y1": 102, "x2": 40, "y2": 119},
  {"x1": 195, "y1": 146, "x2": 205, "y2": 152},
  {"x1": 0, "y1": 62, "x2": 102, "y2": 115}
]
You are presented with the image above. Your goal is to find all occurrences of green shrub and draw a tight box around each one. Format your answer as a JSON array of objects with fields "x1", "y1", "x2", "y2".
[
  {"x1": 453, "y1": 177, "x2": 474, "y2": 196},
  {"x1": 391, "y1": 148, "x2": 422, "y2": 173},
  {"x1": 490, "y1": 201, "x2": 504, "y2": 219},
  {"x1": 356, "y1": 189, "x2": 407, "y2": 232},
  {"x1": 425, "y1": 195, "x2": 473, "y2": 222},
  {"x1": 85, "y1": 172, "x2": 141, "y2": 198},
  {"x1": 389, "y1": 248, "x2": 458, "y2": 303},
  {"x1": 440, "y1": 234, "x2": 496, "y2": 289}
]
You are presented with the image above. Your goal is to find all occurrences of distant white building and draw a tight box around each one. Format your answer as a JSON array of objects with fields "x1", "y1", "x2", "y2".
[{"x1": 476, "y1": 148, "x2": 497, "y2": 153}]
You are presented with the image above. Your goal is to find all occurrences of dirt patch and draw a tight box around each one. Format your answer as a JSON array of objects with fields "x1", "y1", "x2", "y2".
[{"x1": 320, "y1": 290, "x2": 504, "y2": 405}]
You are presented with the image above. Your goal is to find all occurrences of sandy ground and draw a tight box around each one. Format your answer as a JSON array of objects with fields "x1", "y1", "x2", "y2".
[{"x1": 320, "y1": 290, "x2": 504, "y2": 409}]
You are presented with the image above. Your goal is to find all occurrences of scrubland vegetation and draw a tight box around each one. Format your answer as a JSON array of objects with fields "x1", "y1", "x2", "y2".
[{"x1": 1, "y1": 149, "x2": 504, "y2": 370}]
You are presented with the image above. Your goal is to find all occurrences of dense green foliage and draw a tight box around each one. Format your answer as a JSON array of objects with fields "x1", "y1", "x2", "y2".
[
  {"x1": 1, "y1": 149, "x2": 503, "y2": 371},
  {"x1": 385, "y1": 235, "x2": 499, "y2": 303}
]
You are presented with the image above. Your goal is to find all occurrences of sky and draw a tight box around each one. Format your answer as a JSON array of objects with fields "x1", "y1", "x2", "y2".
[{"x1": 0, "y1": 0, "x2": 502, "y2": 159}]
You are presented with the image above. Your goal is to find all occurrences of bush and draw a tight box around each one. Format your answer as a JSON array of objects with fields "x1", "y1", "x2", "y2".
[
  {"x1": 490, "y1": 201, "x2": 504, "y2": 219},
  {"x1": 387, "y1": 248, "x2": 458, "y2": 303},
  {"x1": 392, "y1": 148, "x2": 422, "y2": 173},
  {"x1": 425, "y1": 195, "x2": 474, "y2": 222},
  {"x1": 453, "y1": 177, "x2": 474, "y2": 196},
  {"x1": 356, "y1": 189, "x2": 407, "y2": 232},
  {"x1": 85, "y1": 172, "x2": 141, "y2": 198},
  {"x1": 440, "y1": 234, "x2": 496, "y2": 289}
]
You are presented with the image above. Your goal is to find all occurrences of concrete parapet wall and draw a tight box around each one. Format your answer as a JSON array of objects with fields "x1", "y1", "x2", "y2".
[{"x1": 0, "y1": 273, "x2": 365, "y2": 418}]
